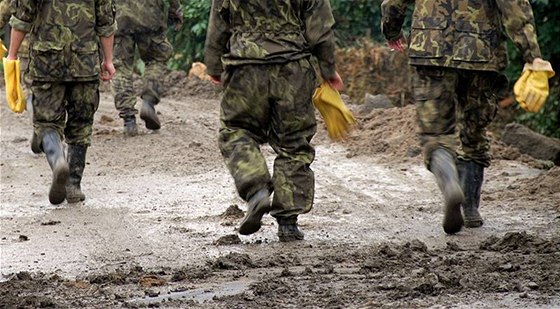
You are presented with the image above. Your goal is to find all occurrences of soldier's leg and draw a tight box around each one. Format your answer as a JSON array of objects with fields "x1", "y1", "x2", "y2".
[
  {"x1": 20, "y1": 55, "x2": 40, "y2": 153},
  {"x1": 268, "y1": 59, "x2": 317, "y2": 242},
  {"x1": 112, "y1": 35, "x2": 138, "y2": 135},
  {"x1": 219, "y1": 65, "x2": 273, "y2": 235},
  {"x1": 136, "y1": 32, "x2": 173, "y2": 130},
  {"x1": 455, "y1": 71, "x2": 501, "y2": 227},
  {"x1": 31, "y1": 82, "x2": 69, "y2": 204},
  {"x1": 412, "y1": 66, "x2": 464, "y2": 234},
  {"x1": 64, "y1": 82, "x2": 100, "y2": 203}
]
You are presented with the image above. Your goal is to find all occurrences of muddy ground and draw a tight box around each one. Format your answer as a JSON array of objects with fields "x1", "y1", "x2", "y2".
[{"x1": 1, "y1": 74, "x2": 559, "y2": 309}]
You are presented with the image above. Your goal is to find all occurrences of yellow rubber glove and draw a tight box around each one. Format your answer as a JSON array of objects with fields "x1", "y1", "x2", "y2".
[
  {"x1": 313, "y1": 82, "x2": 356, "y2": 140},
  {"x1": 0, "y1": 39, "x2": 7, "y2": 56},
  {"x1": 513, "y1": 58, "x2": 555, "y2": 113},
  {"x1": 3, "y1": 57, "x2": 27, "y2": 113}
]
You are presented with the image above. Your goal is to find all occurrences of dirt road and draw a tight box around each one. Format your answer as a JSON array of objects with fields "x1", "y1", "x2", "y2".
[{"x1": 1, "y1": 79, "x2": 559, "y2": 308}]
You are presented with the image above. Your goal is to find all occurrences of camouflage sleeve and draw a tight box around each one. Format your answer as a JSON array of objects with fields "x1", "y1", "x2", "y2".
[
  {"x1": 495, "y1": 0, "x2": 541, "y2": 63},
  {"x1": 380, "y1": 0, "x2": 414, "y2": 41},
  {"x1": 303, "y1": 0, "x2": 336, "y2": 79},
  {"x1": 204, "y1": 0, "x2": 231, "y2": 77},
  {"x1": 0, "y1": 0, "x2": 13, "y2": 29},
  {"x1": 9, "y1": 0, "x2": 35, "y2": 32},
  {"x1": 168, "y1": 0, "x2": 181, "y2": 14},
  {"x1": 95, "y1": 0, "x2": 117, "y2": 37}
]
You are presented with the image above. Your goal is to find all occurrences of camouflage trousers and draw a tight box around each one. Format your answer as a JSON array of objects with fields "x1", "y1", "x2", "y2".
[
  {"x1": 412, "y1": 66, "x2": 506, "y2": 167},
  {"x1": 31, "y1": 81, "x2": 100, "y2": 146},
  {"x1": 112, "y1": 32, "x2": 173, "y2": 119},
  {"x1": 219, "y1": 58, "x2": 317, "y2": 221}
]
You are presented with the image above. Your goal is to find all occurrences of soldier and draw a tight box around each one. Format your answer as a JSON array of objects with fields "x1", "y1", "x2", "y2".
[
  {"x1": 381, "y1": 0, "x2": 553, "y2": 234},
  {"x1": 7, "y1": 0, "x2": 116, "y2": 204},
  {"x1": 0, "y1": 0, "x2": 39, "y2": 153},
  {"x1": 112, "y1": 0, "x2": 183, "y2": 135},
  {"x1": 205, "y1": 0, "x2": 343, "y2": 242}
]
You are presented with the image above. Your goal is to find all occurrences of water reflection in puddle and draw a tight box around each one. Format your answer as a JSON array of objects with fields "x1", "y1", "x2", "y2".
[{"x1": 128, "y1": 280, "x2": 252, "y2": 305}]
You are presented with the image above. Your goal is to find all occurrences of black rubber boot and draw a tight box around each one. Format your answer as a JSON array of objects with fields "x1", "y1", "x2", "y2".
[
  {"x1": 238, "y1": 189, "x2": 271, "y2": 235},
  {"x1": 430, "y1": 149, "x2": 464, "y2": 234},
  {"x1": 42, "y1": 130, "x2": 69, "y2": 205},
  {"x1": 123, "y1": 116, "x2": 138, "y2": 136},
  {"x1": 277, "y1": 217, "x2": 304, "y2": 242},
  {"x1": 140, "y1": 96, "x2": 161, "y2": 130},
  {"x1": 66, "y1": 144, "x2": 87, "y2": 204},
  {"x1": 457, "y1": 159, "x2": 484, "y2": 228},
  {"x1": 31, "y1": 131, "x2": 41, "y2": 154}
]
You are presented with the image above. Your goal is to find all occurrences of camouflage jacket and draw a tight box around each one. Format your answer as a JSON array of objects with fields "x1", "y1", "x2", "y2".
[
  {"x1": 10, "y1": 0, "x2": 116, "y2": 82},
  {"x1": 115, "y1": 0, "x2": 180, "y2": 35},
  {"x1": 0, "y1": 0, "x2": 11, "y2": 29},
  {"x1": 381, "y1": 0, "x2": 542, "y2": 72},
  {"x1": 204, "y1": 0, "x2": 337, "y2": 79}
]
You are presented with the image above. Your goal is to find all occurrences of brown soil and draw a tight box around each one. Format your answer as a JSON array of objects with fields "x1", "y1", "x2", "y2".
[{"x1": 1, "y1": 58, "x2": 559, "y2": 308}]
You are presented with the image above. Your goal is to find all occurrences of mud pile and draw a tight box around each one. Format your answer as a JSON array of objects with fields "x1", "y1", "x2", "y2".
[{"x1": 335, "y1": 40, "x2": 411, "y2": 106}]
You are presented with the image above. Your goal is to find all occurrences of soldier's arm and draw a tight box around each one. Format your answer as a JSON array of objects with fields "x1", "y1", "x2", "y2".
[
  {"x1": 495, "y1": 0, "x2": 541, "y2": 63},
  {"x1": 302, "y1": 0, "x2": 336, "y2": 80},
  {"x1": 380, "y1": 0, "x2": 414, "y2": 42},
  {"x1": 95, "y1": 0, "x2": 117, "y2": 38},
  {"x1": 168, "y1": 0, "x2": 181, "y2": 15},
  {"x1": 7, "y1": 0, "x2": 35, "y2": 59},
  {"x1": 168, "y1": 0, "x2": 183, "y2": 30},
  {"x1": 204, "y1": 0, "x2": 231, "y2": 78},
  {"x1": 96, "y1": 0, "x2": 117, "y2": 80}
]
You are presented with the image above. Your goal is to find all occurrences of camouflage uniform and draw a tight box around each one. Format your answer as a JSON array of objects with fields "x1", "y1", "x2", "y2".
[
  {"x1": 381, "y1": 0, "x2": 541, "y2": 167},
  {"x1": 381, "y1": 0, "x2": 543, "y2": 232},
  {"x1": 1, "y1": 0, "x2": 30, "y2": 90},
  {"x1": 111, "y1": 0, "x2": 179, "y2": 120},
  {"x1": 10, "y1": 0, "x2": 116, "y2": 146},
  {"x1": 205, "y1": 0, "x2": 336, "y2": 224}
]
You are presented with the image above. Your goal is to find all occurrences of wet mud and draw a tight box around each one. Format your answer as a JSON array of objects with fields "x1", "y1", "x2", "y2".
[{"x1": 1, "y1": 77, "x2": 559, "y2": 308}]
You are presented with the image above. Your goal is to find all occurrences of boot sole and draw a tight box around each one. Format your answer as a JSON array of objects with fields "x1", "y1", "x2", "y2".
[
  {"x1": 278, "y1": 234, "x2": 305, "y2": 242},
  {"x1": 464, "y1": 218, "x2": 483, "y2": 228},
  {"x1": 49, "y1": 159, "x2": 69, "y2": 205},
  {"x1": 66, "y1": 188, "x2": 86, "y2": 204},
  {"x1": 239, "y1": 198, "x2": 271, "y2": 235},
  {"x1": 140, "y1": 102, "x2": 161, "y2": 130},
  {"x1": 443, "y1": 182, "x2": 464, "y2": 234},
  {"x1": 66, "y1": 196, "x2": 86, "y2": 203}
]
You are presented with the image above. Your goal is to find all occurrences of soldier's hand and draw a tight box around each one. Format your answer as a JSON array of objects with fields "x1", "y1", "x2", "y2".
[
  {"x1": 388, "y1": 34, "x2": 407, "y2": 53},
  {"x1": 101, "y1": 61, "x2": 116, "y2": 81},
  {"x1": 210, "y1": 75, "x2": 221, "y2": 86},
  {"x1": 327, "y1": 72, "x2": 344, "y2": 91},
  {"x1": 168, "y1": 7, "x2": 184, "y2": 31}
]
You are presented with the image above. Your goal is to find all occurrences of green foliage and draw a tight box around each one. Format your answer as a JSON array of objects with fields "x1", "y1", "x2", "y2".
[
  {"x1": 516, "y1": 90, "x2": 560, "y2": 138},
  {"x1": 330, "y1": 0, "x2": 383, "y2": 46},
  {"x1": 167, "y1": 0, "x2": 211, "y2": 71}
]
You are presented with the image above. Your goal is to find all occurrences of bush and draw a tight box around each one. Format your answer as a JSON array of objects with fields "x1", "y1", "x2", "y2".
[{"x1": 167, "y1": 0, "x2": 211, "y2": 71}]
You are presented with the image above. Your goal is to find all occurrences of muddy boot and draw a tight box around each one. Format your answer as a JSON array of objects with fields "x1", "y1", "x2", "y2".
[
  {"x1": 42, "y1": 130, "x2": 69, "y2": 205},
  {"x1": 430, "y1": 149, "x2": 464, "y2": 234},
  {"x1": 66, "y1": 144, "x2": 87, "y2": 204},
  {"x1": 123, "y1": 116, "x2": 138, "y2": 136},
  {"x1": 238, "y1": 189, "x2": 271, "y2": 235},
  {"x1": 31, "y1": 131, "x2": 41, "y2": 154},
  {"x1": 277, "y1": 217, "x2": 304, "y2": 242},
  {"x1": 457, "y1": 159, "x2": 484, "y2": 228},
  {"x1": 140, "y1": 96, "x2": 161, "y2": 130}
]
